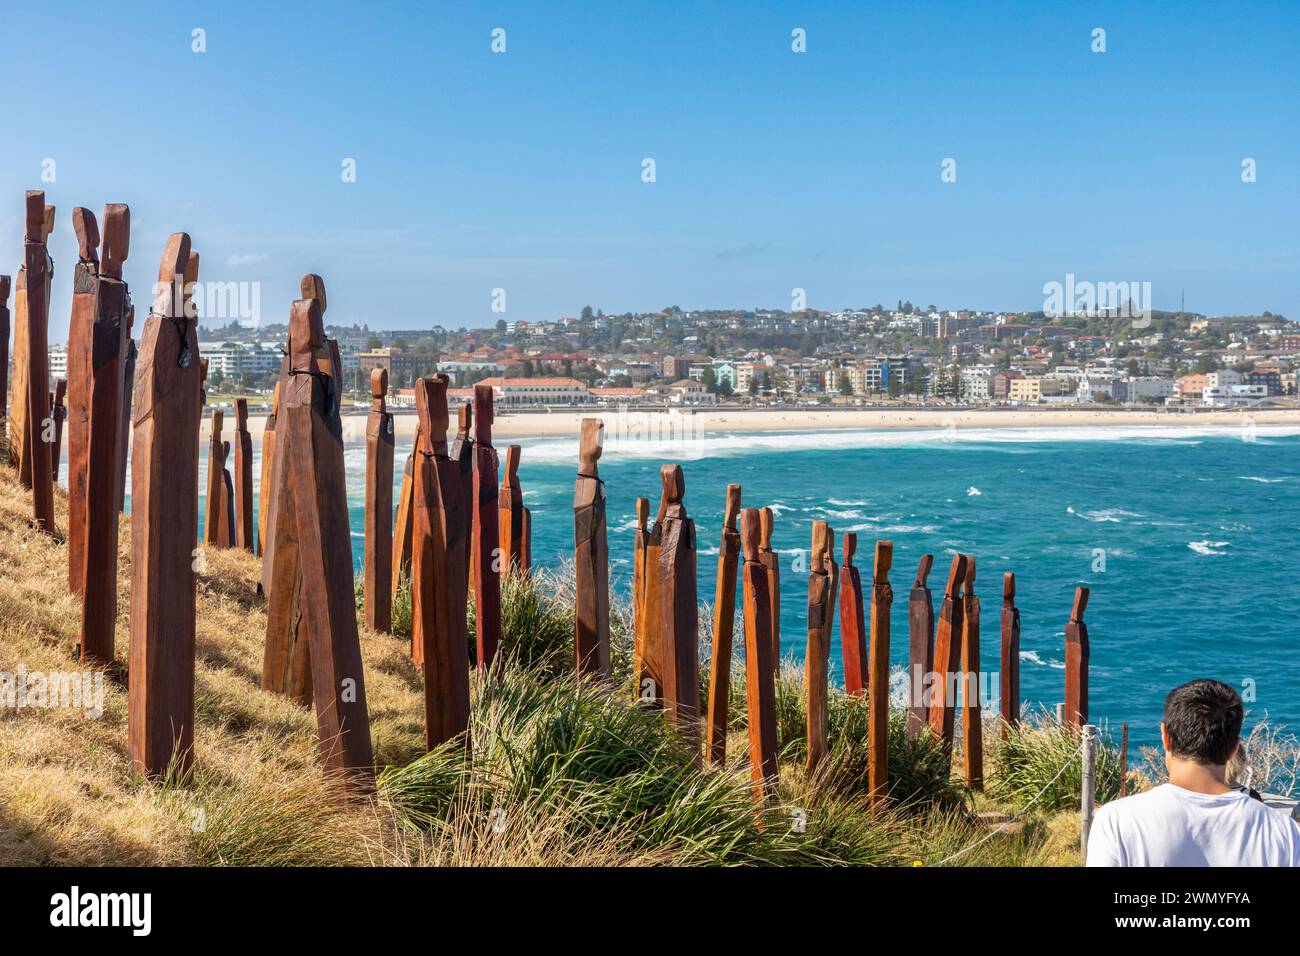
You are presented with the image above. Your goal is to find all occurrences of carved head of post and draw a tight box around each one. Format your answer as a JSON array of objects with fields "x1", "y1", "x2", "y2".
[
  {"x1": 740, "y1": 507, "x2": 761, "y2": 564},
  {"x1": 635, "y1": 496, "x2": 649, "y2": 534},
  {"x1": 578, "y1": 418, "x2": 603, "y2": 476},
  {"x1": 153, "y1": 233, "x2": 192, "y2": 325},
  {"x1": 199, "y1": 357, "x2": 209, "y2": 388},
  {"x1": 842, "y1": 532, "x2": 857, "y2": 569},
  {"x1": 874, "y1": 540, "x2": 893, "y2": 583},
  {"x1": 24, "y1": 191, "x2": 45, "y2": 244},
  {"x1": 914, "y1": 553, "x2": 934, "y2": 590},
  {"x1": 944, "y1": 553, "x2": 968, "y2": 601},
  {"x1": 72, "y1": 207, "x2": 100, "y2": 266},
  {"x1": 210, "y1": 408, "x2": 224, "y2": 442},
  {"x1": 473, "y1": 384, "x2": 494, "y2": 443},
  {"x1": 43, "y1": 203, "x2": 56, "y2": 242},
  {"x1": 1070, "y1": 586, "x2": 1089, "y2": 624},
  {"x1": 962, "y1": 554, "x2": 976, "y2": 596},
  {"x1": 300, "y1": 274, "x2": 327, "y2": 316},
  {"x1": 101, "y1": 205, "x2": 130, "y2": 280},
  {"x1": 502, "y1": 444, "x2": 522, "y2": 499},
  {"x1": 723, "y1": 484, "x2": 741, "y2": 533},
  {"x1": 54, "y1": 378, "x2": 67, "y2": 406},
  {"x1": 1003, "y1": 571, "x2": 1016, "y2": 604},
  {"x1": 288, "y1": 297, "x2": 325, "y2": 395},
  {"x1": 222, "y1": 440, "x2": 231, "y2": 464},
  {"x1": 0, "y1": 275, "x2": 10, "y2": 302},
  {"x1": 236, "y1": 398, "x2": 249, "y2": 431},
  {"x1": 456, "y1": 403, "x2": 471, "y2": 439},
  {"x1": 414, "y1": 377, "x2": 438, "y2": 457},
  {"x1": 428, "y1": 374, "x2": 452, "y2": 455},
  {"x1": 811, "y1": 520, "x2": 831, "y2": 575},
  {"x1": 370, "y1": 367, "x2": 388, "y2": 410},
  {"x1": 183, "y1": 252, "x2": 200, "y2": 317},
  {"x1": 759, "y1": 506, "x2": 774, "y2": 553},
  {"x1": 660, "y1": 464, "x2": 685, "y2": 518}
]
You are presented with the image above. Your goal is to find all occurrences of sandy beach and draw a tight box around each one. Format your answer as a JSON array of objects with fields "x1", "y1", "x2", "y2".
[{"x1": 205, "y1": 403, "x2": 1300, "y2": 444}]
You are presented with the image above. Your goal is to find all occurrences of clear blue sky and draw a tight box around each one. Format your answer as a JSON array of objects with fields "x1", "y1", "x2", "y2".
[{"x1": 2, "y1": 0, "x2": 1297, "y2": 338}]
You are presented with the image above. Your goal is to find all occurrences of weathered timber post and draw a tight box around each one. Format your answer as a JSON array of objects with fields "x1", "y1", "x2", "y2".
[
  {"x1": 573, "y1": 418, "x2": 610, "y2": 678},
  {"x1": 740, "y1": 507, "x2": 778, "y2": 802},
  {"x1": 498, "y1": 444, "x2": 531, "y2": 577},
  {"x1": 10, "y1": 263, "x2": 28, "y2": 475},
  {"x1": 705, "y1": 483, "x2": 741, "y2": 765},
  {"x1": 758, "y1": 506, "x2": 781, "y2": 673},
  {"x1": 233, "y1": 398, "x2": 254, "y2": 552},
  {"x1": 961, "y1": 556, "x2": 983, "y2": 791},
  {"x1": 928, "y1": 553, "x2": 967, "y2": 751},
  {"x1": 0, "y1": 275, "x2": 10, "y2": 430},
  {"x1": 805, "y1": 520, "x2": 837, "y2": 774},
  {"x1": 128, "y1": 232, "x2": 199, "y2": 777},
  {"x1": 66, "y1": 207, "x2": 100, "y2": 592},
  {"x1": 392, "y1": 425, "x2": 418, "y2": 603},
  {"x1": 256, "y1": 383, "x2": 280, "y2": 558},
  {"x1": 204, "y1": 409, "x2": 233, "y2": 547},
  {"x1": 78, "y1": 205, "x2": 130, "y2": 665},
  {"x1": 221, "y1": 444, "x2": 236, "y2": 551},
  {"x1": 639, "y1": 488, "x2": 669, "y2": 705},
  {"x1": 413, "y1": 375, "x2": 471, "y2": 751},
  {"x1": 907, "y1": 554, "x2": 935, "y2": 739},
  {"x1": 869, "y1": 540, "x2": 893, "y2": 806},
  {"x1": 659, "y1": 464, "x2": 699, "y2": 756},
  {"x1": 471, "y1": 384, "x2": 502, "y2": 671},
  {"x1": 1064, "y1": 586, "x2": 1090, "y2": 731},
  {"x1": 50, "y1": 379, "x2": 66, "y2": 481},
  {"x1": 23, "y1": 192, "x2": 55, "y2": 532},
  {"x1": 839, "y1": 532, "x2": 868, "y2": 697},
  {"x1": 12, "y1": 199, "x2": 54, "y2": 488},
  {"x1": 278, "y1": 285, "x2": 374, "y2": 777},
  {"x1": 117, "y1": 322, "x2": 135, "y2": 514},
  {"x1": 1000, "y1": 571, "x2": 1020, "y2": 736},
  {"x1": 631, "y1": 496, "x2": 651, "y2": 697},
  {"x1": 451, "y1": 403, "x2": 474, "y2": 584},
  {"x1": 364, "y1": 368, "x2": 394, "y2": 632}
]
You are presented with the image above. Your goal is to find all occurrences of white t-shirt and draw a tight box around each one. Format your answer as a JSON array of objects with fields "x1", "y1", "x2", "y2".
[{"x1": 1087, "y1": 783, "x2": 1300, "y2": 867}]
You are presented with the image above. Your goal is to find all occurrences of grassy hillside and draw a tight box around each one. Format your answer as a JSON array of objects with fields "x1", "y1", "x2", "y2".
[{"x1": 0, "y1": 464, "x2": 1089, "y2": 866}]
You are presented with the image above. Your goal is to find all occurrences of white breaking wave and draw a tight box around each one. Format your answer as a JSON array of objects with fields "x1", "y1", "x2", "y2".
[
  {"x1": 1188, "y1": 540, "x2": 1230, "y2": 556},
  {"x1": 966, "y1": 487, "x2": 982, "y2": 496},
  {"x1": 1238, "y1": 476, "x2": 1287, "y2": 483},
  {"x1": 1067, "y1": 506, "x2": 1144, "y2": 523},
  {"x1": 1020, "y1": 650, "x2": 1066, "y2": 670}
]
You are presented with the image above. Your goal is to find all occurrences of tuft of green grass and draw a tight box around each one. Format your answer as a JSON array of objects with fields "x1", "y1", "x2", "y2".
[
  {"x1": 468, "y1": 568, "x2": 575, "y2": 676},
  {"x1": 990, "y1": 717, "x2": 1121, "y2": 813}
]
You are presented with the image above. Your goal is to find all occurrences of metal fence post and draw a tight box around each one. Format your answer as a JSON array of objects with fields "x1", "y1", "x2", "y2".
[{"x1": 1080, "y1": 723, "x2": 1098, "y2": 858}]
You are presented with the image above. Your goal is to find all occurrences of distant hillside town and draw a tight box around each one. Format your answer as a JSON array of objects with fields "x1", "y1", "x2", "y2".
[{"x1": 54, "y1": 304, "x2": 1296, "y2": 410}]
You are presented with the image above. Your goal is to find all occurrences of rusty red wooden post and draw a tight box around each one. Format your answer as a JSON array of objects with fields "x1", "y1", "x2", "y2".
[
  {"x1": 573, "y1": 418, "x2": 610, "y2": 678},
  {"x1": 499, "y1": 444, "x2": 530, "y2": 578},
  {"x1": 364, "y1": 368, "x2": 394, "y2": 632},
  {"x1": 639, "y1": 489, "x2": 669, "y2": 705},
  {"x1": 869, "y1": 540, "x2": 894, "y2": 805},
  {"x1": 1119, "y1": 723, "x2": 1129, "y2": 797},
  {"x1": 705, "y1": 483, "x2": 741, "y2": 765},
  {"x1": 907, "y1": 554, "x2": 935, "y2": 739},
  {"x1": 11, "y1": 199, "x2": 54, "y2": 488},
  {"x1": 128, "y1": 232, "x2": 199, "y2": 777},
  {"x1": 412, "y1": 375, "x2": 471, "y2": 750},
  {"x1": 805, "y1": 520, "x2": 837, "y2": 774},
  {"x1": 66, "y1": 207, "x2": 100, "y2": 592},
  {"x1": 204, "y1": 408, "x2": 232, "y2": 548},
  {"x1": 839, "y1": 532, "x2": 868, "y2": 697},
  {"x1": 659, "y1": 464, "x2": 699, "y2": 755},
  {"x1": 631, "y1": 496, "x2": 652, "y2": 697},
  {"x1": 758, "y1": 506, "x2": 781, "y2": 673},
  {"x1": 0, "y1": 275, "x2": 9, "y2": 430},
  {"x1": 1064, "y1": 586, "x2": 1090, "y2": 731},
  {"x1": 23, "y1": 192, "x2": 55, "y2": 532},
  {"x1": 256, "y1": 383, "x2": 280, "y2": 558},
  {"x1": 221, "y1": 442, "x2": 236, "y2": 548},
  {"x1": 961, "y1": 556, "x2": 983, "y2": 791},
  {"x1": 116, "y1": 324, "x2": 136, "y2": 514},
  {"x1": 471, "y1": 383, "x2": 502, "y2": 670},
  {"x1": 77, "y1": 205, "x2": 130, "y2": 665},
  {"x1": 392, "y1": 424, "x2": 418, "y2": 604},
  {"x1": 451, "y1": 403, "x2": 474, "y2": 583},
  {"x1": 50, "y1": 379, "x2": 66, "y2": 481},
  {"x1": 740, "y1": 507, "x2": 778, "y2": 801},
  {"x1": 277, "y1": 282, "x2": 374, "y2": 777},
  {"x1": 1000, "y1": 571, "x2": 1021, "y2": 736},
  {"x1": 233, "y1": 398, "x2": 254, "y2": 552},
  {"x1": 927, "y1": 553, "x2": 967, "y2": 751},
  {"x1": 9, "y1": 265, "x2": 27, "y2": 476}
]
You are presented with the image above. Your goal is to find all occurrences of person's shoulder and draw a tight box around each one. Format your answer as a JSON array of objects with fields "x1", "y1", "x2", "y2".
[{"x1": 1096, "y1": 785, "x2": 1176, "y2": 819}]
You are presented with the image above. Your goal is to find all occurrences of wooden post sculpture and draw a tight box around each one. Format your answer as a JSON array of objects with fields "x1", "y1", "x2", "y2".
[
  {"x1": 960, "y1": 556, "x2": 983, "y2": 791},
  {"x1": 233, "y1": 399, "x2": 254, "y2": 552},
  {"x1": 758, "y1": 506, "x2": 781, "y2": 673},
  {"x1": 11, "y1": 197, "x2": 54, "y2": 487},
  {"x1": 1064, "y1": 586, "x2": 1090, "y2": 731},
  {"x1": 0, "y1": 275, "x2": 9, "y2": 428},
  {"x1": 573, "y1": 418, "x2": 610, "y2": 678},
  {"x1": 66, "y1": 207, "x2": 100, "y2": 592},
  {"x1": 412, "y1": 376, "x2": 471, "y2": 750},
  {"x1": 271, "y1": 285, "x2": 374, "y2": 776},
  {"x1": 1000, "y1": 572, "x2": 1021, "y2": 736},
  {"x1": 117, "y1": 326, "x2": 136, "y2": 513},
  {"x1": 221, "y1": 441, "x2": 236, "y2": 550},
  {"x1": 77, "y1": 205, "x2": 130, "y2": 665},
  {"x1": 498, "y1": 444, "x2": 530, "y2": 577},
  {"x1": 10, "y1": 263, "x2": 27, "y2": 474},
  {"x1": 256, "y1": 383, "x2": 280, "y2": 557},
  {"x1": 471, "y1": 384, "x2": 502, "y2": 670},
  {"x1": 705, "y1": 483, "x2": 741, "y2": 765},
  {"x1": 204, "y1": 409, "x2": 234, "y2": 547},
  {"x1": 451, "y1": 403, "x2": 474, "y2": 582},
  {"x1": 23, "y1": 192, "x2": 55, "y2": 532},
  {"x1": 631, "y1": 496, "x2": 651, "y2": 695},
  {"x1": 805, "y1": 520, "x2": 837, "y2": 774},
  {"x1": 927, "y1": 553, "x2": 967, "y2": 750},
  {"x1": 50, "y1": 379, "x2": 66, "y2": 481},
  {"x1": 869, "y1": 541, "x2": 893, "y2": 805},
  {"x1": 740, "y1": 508, "x2": 778, "y2": 801},
  {"x1": 129, "y1": 233, "x2": 200, "y2": 777},
  {"x1": 658, "y1": 464, "x2": 699, "y2": 754},
  {"x1": 907, "y1": 554, "x2": 935, "y2": 739},
  {"x1": 363, "y1": 368, "x2": 394, "y2": 632},
  {"x1": 639, "y1": 488, "x2": 669, "y2": 705},
  {"x1": 839, "y1": 532, "x2": 868, "y2": 697},
  {"x1": 392, "y1": 425, "x2": 418, "y2": 599}
]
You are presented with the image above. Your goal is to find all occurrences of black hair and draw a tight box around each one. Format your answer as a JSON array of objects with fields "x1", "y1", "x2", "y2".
[{"x1": 1163, "y1": 679, "x2": 1243, "y2": 766}]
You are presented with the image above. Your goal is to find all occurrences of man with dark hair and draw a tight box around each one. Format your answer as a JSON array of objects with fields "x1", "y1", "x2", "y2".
[{"x1": 1087, "y1": 679, "x2": 1300, "y2": 866}]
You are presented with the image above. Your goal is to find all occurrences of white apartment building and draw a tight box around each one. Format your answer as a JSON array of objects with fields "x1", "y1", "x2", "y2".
[{"x1": 960, "y1": 365, "x2": 995, "y2": 401}]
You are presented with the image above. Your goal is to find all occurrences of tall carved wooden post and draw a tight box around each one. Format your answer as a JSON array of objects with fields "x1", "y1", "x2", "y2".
[
  {"x1": 221, "y1": 442, "x2": 236, "y2": 547},
  {"x1": 839, "y1": 532, "x2": 868, "y2": 697},
  {"x1": 23, "y1": 192, "x2": 55, "y2": 533},
  {"x1": 117, "y1": 325, "x2": 136, "y2": 514},
  {"x1": 233, "y1": 399, "x2": 254, "y2": 551},
  {"x1": 451, "y1": 403, "x2": 474, "y2": 583},
  {"x1": 204, "y1": 409, "x2": 233, "y2": 548},
  {"x1": 740, "y1": 508, "x2": 778, "y2": 801},
  {"x1": 960, "y1": 556, "x2": 983, "y2": 791},
  {"x1": 907, "y1": 554, "x2": 935, "y2": 739},
  {"x1": 869, "y1": 541, "x2": 893, "y2": 805},
  {"x1": 499, "y1": 444, "x2": 530, "y2": 577},
  {"x1": 392, "y1": 425, "x2": 418, "y2": 601},
  {"x1": 364, "y1": 368, "x2": 394, "y2": 632},
  {"x1": 659, "y1": 464, "x2": 699, "y2": 755},
  {"x1": 631, "y1": 496, "x2": 651, "y2": 697},
  {"x1": 50, "y1": 379, "x2": 66, "y2": 481},
  {"x1": 129, "y1": 233, "x2": 200, "y2": 777},
  {"x1": 11, "y1": 198, "x2": 54, "y2": 488},
  {"x1": 1064, "y1": 586, "x2": 1090, "y2": 731},
  {"x1": 805, "y1": 520, "x2": 837, "y2": 774},
  {"x1": 758, "y1": 506, "x2": 781, "y2": 673},
  {"x1": 77, "y1": 205, "x2": 130, "y2": 666},
  {"x1": 471, "y1": 384, "x2": 502, "y2": 670},
  {"x1": 412, "y1": 376, "x2": 470, "y2": 751},
  {"x1": 275, "y1": 283, "x2": 374, "y2": 777},
  {"x1": 639, "y1": 489, "x2": 669, "y2": 705},
  {"x1": 1000, "y1": 572, "x2": 1020, "y2": 736},
  {"x1": 705, "y1": 483, "x2": 741, "y2": 765},
  {"x1": 66, "y1": 207, "x2": 100, "y2": 592},
  {"x1": 573, "y1": 418, "x2": 610, "y2": 678},
  {"x1": 10, "y1": 264, "x2": 27, "y2": 475},
  {"x1": 0, "y1": 275, "x2": 9, "y2": 429},
  {"x1": 927, "y1": 553, "x2": 967, "y2": 751},
  {"x1": 256, "y1": 383, "x2": 280, "y2": 557}
]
